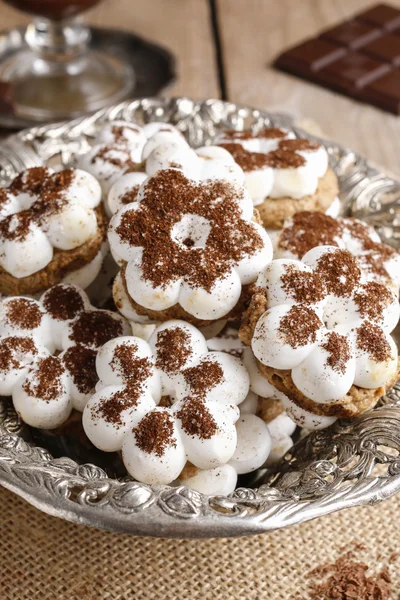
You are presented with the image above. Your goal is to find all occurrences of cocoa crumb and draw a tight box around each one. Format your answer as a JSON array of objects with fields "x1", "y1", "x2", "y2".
[
  {"x1": 315, "y1": 249, "x2": 361, "y2": 297},
  {"x1": 43, "y1": 285, "x2": 85, "y2": 321},
  {"x1": 121, "y1": 185, "x2": 140, "y2": 205},
  {"x1": 278, "y1": 305, "x2": 321, "y2": 348},
  {"x1": 183, "y1": 359, "x2": 224, "y2": 396},
  {"x1": 70, "y1": 311, "x2": 124, "y2": 349},
  {"x1": 354, "y1": 282, "x2": 394, "y2": 321},
  {"x1": 304, "y1": 550, "x2": 392, "y2": 600},
  {"x1": 356, "y1": 322, "x2": 392, "y2": 363},
  {"x1": 155, "y1": 327, "x2": 192, "y2": 373},
  {"x1": 63, "y1": 345, "x2": 98, "y2": 395},
  {"x1": 5, "y1": 298, "x2": 42, "y2": 330},
  {"x1": 264, "y1": 148, "x2": 306, "y2": 169},
  {"x1": 322, "y1": 331, "x2": 351, "y2": 374},
  {"x1": 278, "y1": 211, "x2": 342, "y2": 258},
  {"x1": 110, "y1": 343, "x2": 152, "y2": 382},
  {"x1": 281, "y1": 264, "x2": 326, "y2": 304},
  {"x1": 278, "y1": 138, "x2": 320, "y2": 152},
  {"x1": 133, "y1": 410, "x2": 176, "y2": 456},
  {"x1": 0, "y1": 336, "x2": 37, "y2": 372},
  {"x1": 218, "y1": 142, "x2": 273, "y2": 172},
  {"x1": 23, "y1": 356, "x2": 65, "y2": 401},
  {"x1": 95, "y1": 387, "x2": 135, "y2": 426},
  {"x1": 176, "y1": 396, "x2": 218, "y2": 439}
]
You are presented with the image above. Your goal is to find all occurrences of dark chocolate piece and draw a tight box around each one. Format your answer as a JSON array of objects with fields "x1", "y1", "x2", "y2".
[
  {"x1": 363, "y1": 33, "x2": 400, "y2": 65},
  {"x1": 274, "y1": 39, "x2": 346, "y2": 77},
  {"x1": 274, "y1": 3, "x2": 400, "y2": 115},
  {"x1": 363, "y1": 70, "x2": 400, "y2": 112},
  {"x1": 320, "y1": 20, "x2": 381, "y2": 49},
  {"x1": 358, "y1": 3, "x2": 400, "y2": 30},
  {"x1": 321, "y1": 53, "x2": 390, "y2": 92}
]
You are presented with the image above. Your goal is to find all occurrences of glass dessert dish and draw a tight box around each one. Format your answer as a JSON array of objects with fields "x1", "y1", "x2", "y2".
[{"x1": 0, "y1": 0, "x2": 135, "y2": 121}]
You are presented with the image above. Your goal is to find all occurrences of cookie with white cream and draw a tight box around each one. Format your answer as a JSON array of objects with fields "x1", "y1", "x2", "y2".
[
  {"x1": 82, "y1": 320, "x2": 252, "y2": 485},
  {"x1": 275, "y1": 211, "x2": 400, "y2": 293},
  {"x1": 0, "y1": 167, "x2": 106, "y2": 295},
  {"x1": 108, "y1": 168, "x2": 272, "y2": 326},
  {"x1": 240, "y1": 248, "x2": 400, "y2": 419},
  {"x1": 215, "y1": 128, "x2": 339, "y2": 228},
  {"x1": 0, "y1": 284, "x2": 130, "y2": 428}
]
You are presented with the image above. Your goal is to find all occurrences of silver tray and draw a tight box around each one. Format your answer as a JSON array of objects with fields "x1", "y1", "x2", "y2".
[{"x1": 0, "y1": 97, "x2": 400, "y2": 538}]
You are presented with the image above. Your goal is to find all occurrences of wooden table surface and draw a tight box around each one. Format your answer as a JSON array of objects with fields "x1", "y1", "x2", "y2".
[{"x1": 1, "y1": 0, "x2": 400, "y2": 176}]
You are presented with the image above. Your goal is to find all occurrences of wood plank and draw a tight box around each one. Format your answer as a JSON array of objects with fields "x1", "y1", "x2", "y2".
[
  {"x1": 217, "y1": 0, "x2": 400, "y2": 177},
  {"x1": 0, "y1": 0, "x2": 220, "y2": 99}
]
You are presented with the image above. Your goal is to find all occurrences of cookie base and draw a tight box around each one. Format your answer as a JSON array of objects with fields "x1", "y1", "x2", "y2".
[
  {"x1": 257, "y1": 167, "x2": 339, "y2": 229},
  {"x1": 0, "y1": 206, "x2": 108, "y2": 296},
  {"x1": 239, "y1": 289, "x2": 400, "y2": 418},
  {"x1": 119, "y1": 266, "x2": 255, "y2": 327}
]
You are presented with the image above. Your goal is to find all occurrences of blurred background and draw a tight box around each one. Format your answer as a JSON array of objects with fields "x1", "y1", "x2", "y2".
[{"x1": 1, "y1": 0, "x2": 400, "y2": 177}]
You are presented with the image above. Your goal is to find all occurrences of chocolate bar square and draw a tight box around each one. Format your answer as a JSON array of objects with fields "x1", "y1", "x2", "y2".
[
  {"x1": 274, "y1": 3, "x2": 400, "y2": 115},
  {"x1": 363, "y1": 70, "x2": 400, "y2": 112},
  {"x1": 320, "y1": 20, "x2": 381, "y2": 49},
  {"x1": 357, "y1": 3, "x2": 400, "y2": 30},
  {"x1": 363, "y1": 33, "x2": 400, "y2": 65}
]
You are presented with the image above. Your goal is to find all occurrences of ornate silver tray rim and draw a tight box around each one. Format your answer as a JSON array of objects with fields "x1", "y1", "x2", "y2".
[{"x1": 0, "y1": 97, "x2": 400, "y2": 538}]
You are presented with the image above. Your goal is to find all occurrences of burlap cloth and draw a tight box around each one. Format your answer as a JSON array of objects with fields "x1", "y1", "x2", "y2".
[{"x1": 1, "y1": 486, "x2": 400, "y2": 599}]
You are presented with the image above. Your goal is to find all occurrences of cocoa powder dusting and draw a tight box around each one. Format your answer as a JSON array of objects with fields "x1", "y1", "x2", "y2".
[
  {"x1": 322, "y1": 332, "x2": 351, "y2": 374},
  {"x1": 121, "y1": 185, "x2": 140, "y2": 205},
  {"x1": 281, "y1": 264, "x2": 326, "y2": 304},
  {"x1": 155, "y1": 327, "x2": 192, "y2": 373},
  {"x1": 0, "y1": 336, "x2": 37, "y2": 372},
  {"x1": 303, "y1": 550, "x2": 392, "y2": 600},
  {"x1": 278, "y1": 305, "x2": 321, "y2": 348},
  {"x1": 315, "y1": 249, "x2": 361, "y2": 297},
  {"x1": 263, "y1": 148, "x2": 306, "y2": 169},
  {"x1": 95, "y1": 387, "x2": 136, "y2": 426},
  {"x1": 279, "y1": 212, "x2": 342, "y2": 258},
  {"x1": 133, "y1": 411, "x2": 176, "y2": 456},
  {"x1": 110, "y1": 343, "x2": 152, "y2": 382},
  {"x1": 9, "y1": 167, "x2": 50, "y2": 196},
  {"x1": 356, "y1": 322, "x2": 392, "y2": 363},
  {"x1": 278, "y1": 138, "x2": 320, "y2": 152},
  {"x1": 183, "y1": 360, "x2": 224, "y2": 396},
  {"x1": 95, "y1": 345, "x2": 152, "y2": 424},
  {"x1": 115, "y1": 169, "x2": 263, "y2": 292},
  {"x1": 70, "y1": 311, "x2": 123, "y2": 349},
  {"x1": 1, "y1": 168, "x2": 74, "y2": 241},
  {"x1": 5, "y1": 298, "x2": 42, "y2": 330},
  {"x1": 63, "y1": 346, "x2": 98, "y2": 394},
  {"x1": 23, "y1": 356, "x2": 65, "y2": 401},
  {"x1": 258, "y1": 127, "x2": 287, "y2": 139},
  {"x1": 176, "y1": 396, "x2": 218, "y2": 439},
  {"x1": 217, "y1": 142, "x2": 272, "y2": 171},
  {"x1": 354, "y1": 282, "x2": 393, "y2": 321},
  {"x1": 43, "y1": 285, "x2": 85, "y2": 321}
]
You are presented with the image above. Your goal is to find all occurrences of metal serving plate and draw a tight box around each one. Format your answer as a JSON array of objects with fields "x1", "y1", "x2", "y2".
[{"x1": 0, "y1": 97, "x2": 400, "y2": 538}]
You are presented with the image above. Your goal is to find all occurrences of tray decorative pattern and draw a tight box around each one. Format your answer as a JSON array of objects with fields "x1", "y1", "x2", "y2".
[{"x1": 0, "y1": 98, "x2": 399, "y2": 537}]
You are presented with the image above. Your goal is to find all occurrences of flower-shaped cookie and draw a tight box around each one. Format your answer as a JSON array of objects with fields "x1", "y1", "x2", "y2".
[
  {"x1": 82, "y1": 320, "x2": 250, "y2": 484},
  {"x1": 77, "y1": 120, "x2": 185, "y2": 196},
  {"x1": 0, "y1": 167, "x2": 105, "y2": 294},
  {"x1": 0, "y1": 284, "x2": 130, "y2": 428},
  {"x1": 108, "y1": 168, "x2": 272, "y2": 324},
  {"x1": 275, "y1": 211, "x2": 400, "y2": 293},
  {"x1": 241, "y1": 246, "x2": 399, "y2": 417},
  {"x1": 216, "y1": 127, "x2": 329, "y2": 203}
]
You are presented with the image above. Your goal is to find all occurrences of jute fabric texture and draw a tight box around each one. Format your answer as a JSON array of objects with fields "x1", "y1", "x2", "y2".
[{"x1": 1, "y1": 486, "x2": 400, "y2": 599}]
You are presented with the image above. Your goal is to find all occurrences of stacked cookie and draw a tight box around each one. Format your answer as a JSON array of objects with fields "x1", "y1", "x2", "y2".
[{"x1": 1, "y1": 120, "x2": 398, "y2": 497}]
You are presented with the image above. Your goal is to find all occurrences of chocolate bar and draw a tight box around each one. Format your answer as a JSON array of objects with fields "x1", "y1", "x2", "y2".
[{"x1": 274, "y1": 3, "x2": 400, "y2": 115}]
